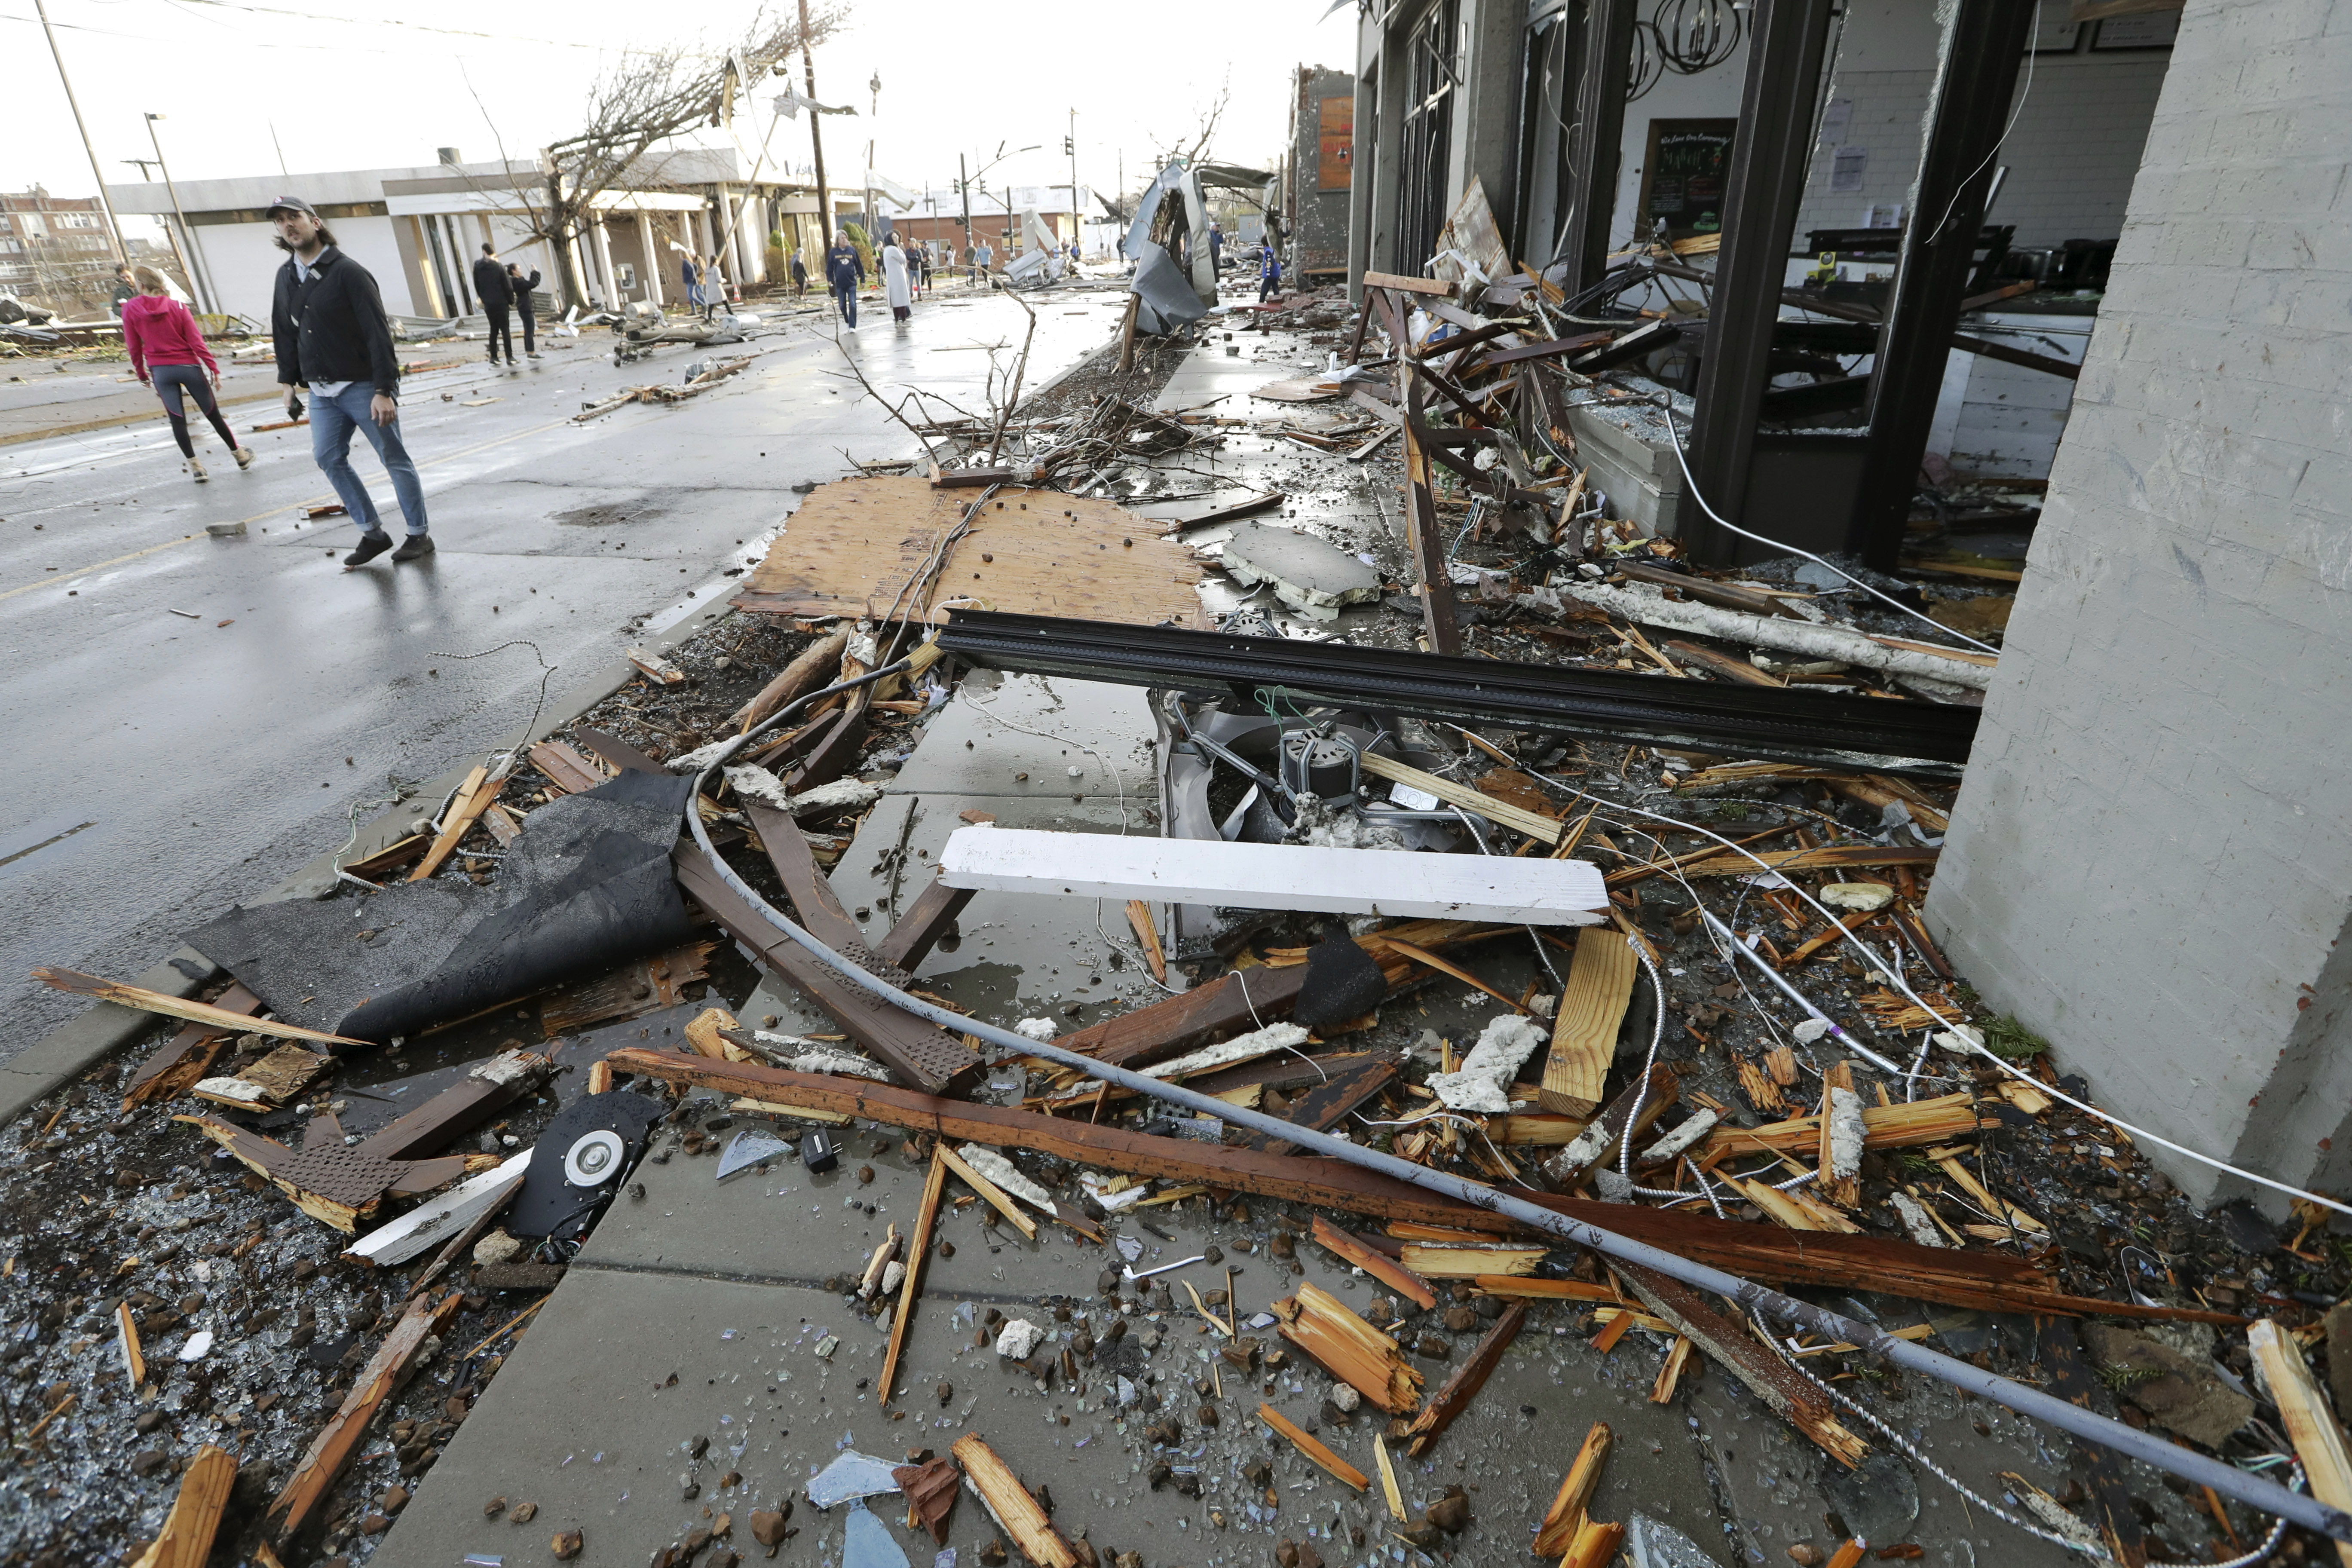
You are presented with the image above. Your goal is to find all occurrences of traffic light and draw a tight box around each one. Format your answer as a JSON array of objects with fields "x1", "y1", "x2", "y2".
[{"x1": 1063, "y1": 136, "x2": 1073, "y2": 156}]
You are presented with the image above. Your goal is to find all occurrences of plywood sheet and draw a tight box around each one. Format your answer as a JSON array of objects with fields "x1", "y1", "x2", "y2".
[{"x1": 732, "y1": 477, "x2": 1204, "y2": 626}]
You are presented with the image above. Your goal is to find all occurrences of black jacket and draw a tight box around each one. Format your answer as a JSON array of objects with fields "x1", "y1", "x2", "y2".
[
  {"x1": 271, "y1": 246, "x2": 401, "y2": 396},
  {"x1": 507, "y1": 269, "x2": 542, "y2": 317},
  {"x1": 472, "y1": 256, "x2": 514, "y2": 310}
]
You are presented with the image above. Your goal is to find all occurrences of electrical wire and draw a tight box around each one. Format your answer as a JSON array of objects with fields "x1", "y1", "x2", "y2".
[
  {"x1": 1657, "y1": 398, "x2": 2003, "y2": 656},
  {"x1": 1517, "y1": 761, "x2": 2352, "y2": 1220},
  {"x1": 661, "y1": 715, "x2": 2351, "y2": 1539}
]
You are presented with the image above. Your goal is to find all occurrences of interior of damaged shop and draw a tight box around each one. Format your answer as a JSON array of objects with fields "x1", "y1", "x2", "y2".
[{"x1": 14, "y1": 0, "x2": 2352, "y2": 1563}]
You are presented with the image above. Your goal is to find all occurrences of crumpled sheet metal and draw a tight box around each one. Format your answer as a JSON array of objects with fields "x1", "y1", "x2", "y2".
[
  {"x1": 1129, "y1": 242, "x2": 1210, "y2": 335},
  {"x1": 188, "y1": 770, "x2": 696, "y2": 1044}
]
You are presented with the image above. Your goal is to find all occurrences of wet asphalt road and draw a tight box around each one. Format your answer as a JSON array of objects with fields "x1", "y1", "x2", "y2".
[{"x1": 0, "y1": 286, "x2": 1129, "y2": 1057}]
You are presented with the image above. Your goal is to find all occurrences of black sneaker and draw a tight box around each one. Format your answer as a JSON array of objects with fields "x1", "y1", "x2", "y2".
[
  {"x1": 392, "y1": 533, "x2": 436, "y2": 563},
  {"x1": 343, "y1": 530, "x2": 394, "y2": 567}
]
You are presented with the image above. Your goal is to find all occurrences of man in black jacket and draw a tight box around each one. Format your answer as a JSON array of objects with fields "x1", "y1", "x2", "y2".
[
  {"x1": 824, "y1": 230, "x2": 863, "y2": 330},
  {"x1": 267, "y1": 196, "x2": 432, "y2": 566},
  {"x1": 472, "y1": 243, "x2": 515, "y2": 366},
  {"x1": 505, "y1": 260, "x2": 543, "y2": 359}
]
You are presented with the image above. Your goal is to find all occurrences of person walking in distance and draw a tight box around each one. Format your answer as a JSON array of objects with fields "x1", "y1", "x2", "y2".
[
  {"x1": 266, "y1": 196, "x2": 430, "y2": 567},
  {"x1": 790, "y1": 248, "x2": 809, "y2": 298},
  {"x1": 123, "y1": 264, "x2": 253, "y2": 482},
  {"x1": 680, "y1": 250, "x2": 703, "y2": 314},
  {"x1": 824, "y1": 230, "x2": 863, "y2": 330},
  {"x1": 1258, "y1": 243, "x2": 1282, "y2": 303},
  {"x1": 504, "y1": 260, "x2": 542, "y2": 359},
  {"x1": 109, "y1": 263, "x2": 138, "y2": 320},
  {"x1": 882, "y1": 231, "x2": 913, "y2": 325},
  {"x1": 472, "y1": 243, "x2": 515, "y2": 366}
]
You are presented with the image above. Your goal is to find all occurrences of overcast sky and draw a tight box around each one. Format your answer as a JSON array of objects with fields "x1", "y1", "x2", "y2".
[{"x1": 7, "y1": 0, "x2": 1356, "y2": 233}]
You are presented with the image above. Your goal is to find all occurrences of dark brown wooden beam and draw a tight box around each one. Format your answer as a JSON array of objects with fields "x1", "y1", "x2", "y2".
[{"x1": 876, "y1": 876, "x2": 978, "y2": 971}]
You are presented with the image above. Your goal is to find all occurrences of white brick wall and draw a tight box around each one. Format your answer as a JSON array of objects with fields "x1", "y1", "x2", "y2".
[
  {"x1": 1927, "y1": 0, "x2": 2352, "y2": 1210},
  {"x1": 1795, "y1": 55, "x2": 2173, "y2": 251}
]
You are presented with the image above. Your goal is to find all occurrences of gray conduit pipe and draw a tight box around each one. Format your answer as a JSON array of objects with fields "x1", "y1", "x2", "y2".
[{"x1": 685, "y1": 668, "x2": 2351, "y2": 1544}]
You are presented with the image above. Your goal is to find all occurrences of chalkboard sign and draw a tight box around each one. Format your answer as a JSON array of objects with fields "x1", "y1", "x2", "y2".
[{"x1": 1637, "y1": 118, "x2": 1737, "y2": 239}]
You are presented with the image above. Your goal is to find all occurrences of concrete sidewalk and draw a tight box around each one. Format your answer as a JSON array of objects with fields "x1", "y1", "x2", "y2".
[{"x1": 375, "y1": 667, "x2": 2079, "y2": 1568}]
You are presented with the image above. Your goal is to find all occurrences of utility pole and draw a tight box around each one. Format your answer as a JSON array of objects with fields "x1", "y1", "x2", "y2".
[
  {"x1": 144, "y1": 113, "x2": 214, "y2": 315},
  {"x1": 959, "y1": 152, "x2": 973, "y2": 266},
  {"x1": 33, "y1": 0, "x2": 126, "y2": 264},
  {"x1": 1066, "y1": 108, "x2": 1079, "y2": 255},
  {"x1": 795, "y1": 0, "x2": 830, "y2": 246},
  {"x1": 864, "y1": 71, "x2": 880, "y2": 244}
]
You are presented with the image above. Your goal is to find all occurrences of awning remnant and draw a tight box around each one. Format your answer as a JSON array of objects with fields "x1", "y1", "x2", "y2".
[
  {"x1": 935, "y1": 609, "x2": 1979, "y2": 772},
  {"x1": 935, "y1": 824, "x2": 1610, "y2": 925}
]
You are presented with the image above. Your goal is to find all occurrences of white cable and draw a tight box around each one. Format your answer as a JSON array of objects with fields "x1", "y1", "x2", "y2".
[
  {"x1": 1523, "y1": 763, "x2": 2352, "y2": 1219},
  {"x1": 1924, "y1": 40, "x2": 2037, "y2": 248},
  {"x1": 1657, "y1": 399, "x2": 2002, "y2": 656}
]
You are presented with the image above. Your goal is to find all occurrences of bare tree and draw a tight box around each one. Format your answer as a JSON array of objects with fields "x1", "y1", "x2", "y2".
[{"x1": 520, "y1": 8, "x2": 840, "y2": 308}]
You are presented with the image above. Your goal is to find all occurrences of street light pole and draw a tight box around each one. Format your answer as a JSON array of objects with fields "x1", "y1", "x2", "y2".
[
  {"x1": 959, "y1": 153, "x2": 972, "y2": 283},
  {"x1": 1067, "y1": 107, "x2": 1079, "y2": 259},
  {"x1": 144, "y1": 113, "x2": 215, "y2": 315},
  {"x1": 32, "y1": 0, "x2": 128, "y2": 266}
]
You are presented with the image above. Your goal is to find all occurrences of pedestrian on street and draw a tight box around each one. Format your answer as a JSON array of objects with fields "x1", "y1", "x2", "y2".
[
  {"x1": 266, "y1": 195, "x2": 431, "y2": 567},
  {"x1": 704, "y1": 253, "x2": 727, "y2": 318},
  {"x1": 123, "y1": 265, "x2": 253, "y2": 483},
  {"x1": 109, "y1": 264, "x2": 138, "y2": 320},
  {"x1": 882, "y1": 232, "x2": 913, "y2": 325},
  {"x1": 472, "y1": 242, "x2": 515, "y2": 366},
  {"x1": 790, "y1": 248, "x2": 809, "y2": 297},
  {"x1": 975, "y1": 240, "x2": 994, "y2": 286},
  {"x1": 1258, "y1": 245, "x2": 1282, "y2": 303},
  {"x1": 1209, "y1": 222, "x2": 1224, "y2": 275},
  {"x1": 680, "y1": 251, "x2": 704, "y2": 313},
  {"x1": 965, "y1": 241, "x2": 979, "y2": 285},
  {"x1": 825, "y1": 229, "x2": 864, "y2": 330},
  {"x1": 918, "y1": 242, "x2": 934, "y2": 291},
  {"x1": 505, "y1": 261, "x2": 542, "y2": 359}
]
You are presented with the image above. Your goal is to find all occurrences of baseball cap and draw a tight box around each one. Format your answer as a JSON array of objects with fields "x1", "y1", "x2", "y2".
[{"x1": 265, "y1": 196, "x2": 318, "y2": 218}]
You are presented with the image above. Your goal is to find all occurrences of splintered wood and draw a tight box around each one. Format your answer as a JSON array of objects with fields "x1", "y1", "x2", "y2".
[
  {"x1": 1402, "y1": 1301, "x2": 1525, "y2": 1455},
  {"x1": 267, "y1": 1292, "x2": 464, "y2": 1542},
  {"x1": 1534, "y1": 1423, "x2": 1612, "y2": 1555},
  {"x1": 128, "y1": 1444, "x2": 237, "y2": 1568},
  {"x1": 949, "y1": 1434, "x2": 1079, "y2": 1568},
  {"x1": 732, "y1": 478, "x2": 1203, "y2": 627},
  {"x1": 1271, "y1": 1281, "x2": 1425, "y2": 1413},
  {"x1": 1257, "y1": 1403, "x2": 1369, "y2": 1491},
  {"x1": 1542, "y1": 927, "x2": 1638, "y2": 1115}
]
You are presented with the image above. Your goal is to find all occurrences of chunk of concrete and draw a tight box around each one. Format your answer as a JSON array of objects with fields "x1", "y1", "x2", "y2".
[
  {"x1": 1219, "y1": 523, "x2": 1382, "y2": 621},
  {"x1": 2082, "y1": 1324, "x2": 2254, "y2": 1449},
  {"x1": 1427, "y1": 1014, "x2": 1547, "y2": 1113}
]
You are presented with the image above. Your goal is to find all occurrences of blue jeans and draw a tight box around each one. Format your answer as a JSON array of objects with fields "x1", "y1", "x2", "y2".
[
  {"x1": 833, "y1": 279, "x2": 857, "y2": 328},
  {"x1": 309, "y1": 382, "x2": 428, "y2": 536}
]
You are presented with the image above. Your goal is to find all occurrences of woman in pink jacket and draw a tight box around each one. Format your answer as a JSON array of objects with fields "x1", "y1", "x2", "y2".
[{"x1": 122, "y1": 266, "x2": 253, "y2": 481}]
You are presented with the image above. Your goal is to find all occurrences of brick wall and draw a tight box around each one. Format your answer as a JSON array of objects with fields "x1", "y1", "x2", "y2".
[
  {"x1": 1795, "y1": 55, "x2": 2172, "y2": 250},
  {"x1": 1927, "y1": 0, "x2": 2352, "y2": 1209}
]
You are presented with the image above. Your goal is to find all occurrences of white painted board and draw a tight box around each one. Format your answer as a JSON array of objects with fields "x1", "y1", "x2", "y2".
[
  {"x1": 937, "y1": 827, "x2": 1609, "y2": 925},
  {"x1": 343, "y1": 1151, "x2": 531, "y2": 1265}
]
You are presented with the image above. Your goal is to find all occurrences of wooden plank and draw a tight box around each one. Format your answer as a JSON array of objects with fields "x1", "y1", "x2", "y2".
[
  {"x1": 937, "y1": 1145, "x2": 1038, "y2": 1239},
  {"x1": 1542, "y1": 928, "x2": 1638, "y2": 1116},
  {"x1": 1058, "y1": 964, "x2": 1311, "y2": 1070},
  {"x1": 1362, "y1": 270, "x2": 1452, "y2": 296},
  {"x1": 1257, "y1": 1403, "x2": 1370, "y2": 1490},
  {"x1": 34, "y1": 969, "x2": 366, "y2": 1049},
  {"x1": 266, "y1": 1292, "x2": 464, "y2": 1543},
  {"x1": 1616, "y1": 1262, "x2": 1867, "y2": 1469},
  {"x1": 1613, "y1": 560, "x2": 1804, "y2": 620},
  {"x1": 1394, "y1": 351, "x2": 1461, "y2": 655},
  {"x1": 1672, "y1": 844, "x2": 1942, "y2": 879},
  {"x1": 1358, "y1": 753, "x2": 1565, "y2": 845},
  {"x1": 116, "y1": 1302, "x2": 146, "y2": 1387},
  {"x1": 529, "y1": 739, "x2": 610, "y2": 795},
  {"x1": 937, "y1": 826, "x2": 1605, "y2": 924},
  {"x1": 730, "y1": 627, "x2": 852, "y2": 729},
  {"x1": 2250, "y1": 1320, "x2": 2352, "y2": 1568},
  {"x1": 122, "y1": 984, "x2": 260, "y2": 1108},
  {"x1": 949, "y1": 1434, "x2": 1079, "y2": 1568},
  {"x1": 1372, "y1": 1433, "x2": 1407, "y2": 1519},
  {"x1": 361, "y1": 1049, "x2": 551, "y2": 1161},
  {"x1": 128, "y1": 1443, "x2": 237, "y2": 1568},
  {"x1": 1664, "y1": 639, "x2": 1785, "y2": 686},
  {"x1": 1403, "y1": 1301, "x2": 1526, "y2": 1455},
  {"x1": 595, "y1": 1051, "x2": 2236, "y2": 1323},
  {"x1": 1472, "y1": 1277, "x2": 1618, "y2": 1302},
  {"x1": 1400, "y1": 1243, "x2": 1547, "y2": 1278},
  {"x1": 743, "y1": 801, "x2": 866, "y2": 951},
  {"x1": 1124, "y1": 900, "x2": 1169, "y2": 985},
  {"x1": 672, "y1": 843, "x2": 982, "y2": 1096},
  {"x1": 1242, "y1": 1056, "x2": 1398, "y2": 1155},
  {"x1": 1459, "y1": 331, "x2": 1614, "y2": 374},
  {"x1": 876, "y1": 877, "x2": 978, "y2": 971},
  {"x1": 1818, "y1": 1060, "x2": 1859, "y2": 1209},
  {"x1": 570, "y1": 727, "x2": 665, "y2": 775},
  {"x1": 1700, "y1": 1093, "x2": 1989, "y2": 1160},
  {"x1": 1533, "y1": 1423, "x2": 1612, "y2": 1555},
  {"x1": 1159, "y1": 490, "x2": 1286, "y2": 531},
  {"x1": 880, "y1": 1150, "x2": 949, "y2": 1406},
  {"x1": 732, "y1": 478, "x2": 1203, "y2": 629},
  {"x1": 410, "y1": 763, "x2": 507, "y2": 882},
  {"x1": 1311, "y1": 1217, "x2": 1436, "y2": 1309}
]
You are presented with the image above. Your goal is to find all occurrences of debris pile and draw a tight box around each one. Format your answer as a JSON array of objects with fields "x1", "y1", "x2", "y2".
[{"x1": 12, "y1": 236, "x2": 2352, "y2": 1568}]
